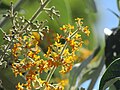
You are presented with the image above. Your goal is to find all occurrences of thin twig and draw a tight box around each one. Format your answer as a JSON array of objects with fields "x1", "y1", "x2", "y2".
[
  {"x1": 45, "y1": 66, "x2": 56, "y2": 82},
  {"x1": 0, "y1": 0, "x2": 25, "y2": 27},
  {"x1": 0, "y1": 0, "x2": 51, "y2": 62},
  {"x1": 46, "y1": 28, "x2": 81, "y2": 83},
  {"x1": 21, "y1": 0, "x2": 50, "y2": 31}
]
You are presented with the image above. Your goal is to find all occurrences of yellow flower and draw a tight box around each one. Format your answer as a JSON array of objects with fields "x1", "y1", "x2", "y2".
[
  {"x1": 60, "y1": 24, "x2": 74, "y2": 31},
  {"x1": 69, "y1": 39, "x2": 76, "y2": 47},
  {"x1": 67, "y1": 24, "x2": 74, "y2": 30},
  {"x1": 59, "y1": 64, "x2": 72, "y2": 74},
  {"x1": 64, "y1": 56, "x2": 73, "y2": 63},
  {"x1": 51, "y1": 52, "x2": 58, "y2": 58},
  {"x1": 55, "y1": 85, "x2": 64, "y2": 90},
  {"x1": 60, "y1": 25, "x2": 67, "y2": 31},
  {"x1": 23, "y1": 36, "x2": 27, "y2": 41},
  {"x1": 28, "y1": 51, "x2": 34, "y2": 58},
  {"x1": 54, "y1": 41, "x2": 63, "y2": 47},
  {"x1": 44, "y1": 47, "x2": 51, "y2": 57},
  {"x1": 66, "y1": 37, "x2": 70, "y2": 42},
  {"x1": 83, "y1": 26, "x2": 90, "y2": 36},
  {"x1": 59, "y1": 79, "x2": 68, "y2": 87},
  {"x1": 63, "y1": 48, "x2": 70, "y2": 56},
  {"x1": 16, "y1": 82, "x2": 24, "y2": 90},
  {"x1": 56, "y1": 33, "x2": 62, "y2": 42},
  {"x1": 34, "y1": 55, "x2": 40, "y2": 61},
  {"x1": 75, "y1": 33, "x2": 81, "y2": 40},
  {"x1": 75, "y1": 18, "x2": 83, "y2": 25}
]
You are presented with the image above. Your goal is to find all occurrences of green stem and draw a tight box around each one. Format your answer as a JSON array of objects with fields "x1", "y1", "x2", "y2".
[
  {"x1": 0, "y1": 41, "x2": 12, "y2": 62},
  {"x1": 21, "y1": 0, "x2": 51, "y2": 31},
  {"x1": 0, "y1": 0, "x2": 51, "y2": 62},
  {"x1": 0, "y1": 0, "x2": 25, "y2": 27},
  {"x1": 46, "y1": 66, "x2": 56, "y2": 82},
  {"x1": 46, "y1": 28, "x2": 81, "y2": 83},
  {"x1": 45, "y1": 40, "x2": 68, "y2": 83}
]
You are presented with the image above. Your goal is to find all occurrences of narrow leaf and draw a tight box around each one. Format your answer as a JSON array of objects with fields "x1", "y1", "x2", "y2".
[
  {"x1": 88, "y1": 57, "x2": 104, "y2": 90},
  {"x1": 69, "y1": 46, "x2": 100, "y2": 88},
  {"x1": 117, "y1": 0, "x2": 120, "y2": 12},
  {"x1": 99, "y1": 58, "x2": 120, "y2": 90},
  {"x1": 103, "y1": 77, "x2": 120, "y2": 90},
  {"x1": 107, "y1": 9, "x2": 119, "y2": 19}
]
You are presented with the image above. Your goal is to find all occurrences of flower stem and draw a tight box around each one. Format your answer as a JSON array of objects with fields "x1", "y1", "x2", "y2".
[
  {"x1": 46, "y1": 28, "x2": 81, "y2": 83},
  {"x1": 21, "y1": 0, "x2": 51, "y2": 31},
  {"x1": 0, "y1": 0, "x2": 25, "y2": 27},
  {"x1": 0, "y1": 0, "x2": 51, "y2": 63},
  {"x1": 46, "y1": 66, "x2": 56, "y2": 82}
]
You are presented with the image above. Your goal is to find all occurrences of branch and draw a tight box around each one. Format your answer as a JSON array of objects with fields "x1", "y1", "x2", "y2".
[{"x1": 0, "y1": 0, "x2": 25, "y2": 27}]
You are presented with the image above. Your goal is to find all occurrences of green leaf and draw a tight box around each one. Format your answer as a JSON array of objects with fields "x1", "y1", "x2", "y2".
[
  {"x1": 76, "y1": 56, "x2": 104, "y2": 90},
  {"x1": 84, "y1": 0, "x2": 97, "y2": 13},
  {"x1": 0, "y1": 68, "x2": 25, "y2": 90},
  {"x1": 103, "y1": 77, "x2": 120, "y2": 90},
  {"x1": 87, "y1": 58, "x2": 104, "y2": 90},
  {"x1": 46, "y1": 0, "x2": 72, "y2": 29},
  {"x1": 69, "y1": 46, "x2": 100, "y2": 89},
  {"x1": 99, "y1": 58, "x2": 120, "y2": 90},
  {"x1": 117, "y1": 0, "x2": 120, "y2": 12}
]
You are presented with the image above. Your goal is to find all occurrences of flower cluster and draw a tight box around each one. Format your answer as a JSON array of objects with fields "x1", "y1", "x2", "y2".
[
  {"x1": 11, "y1": 18, "x2": 90, "y2": 90},
  {"x1": 12, "y1": 34, "x2": 44, "y2": 89}
]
